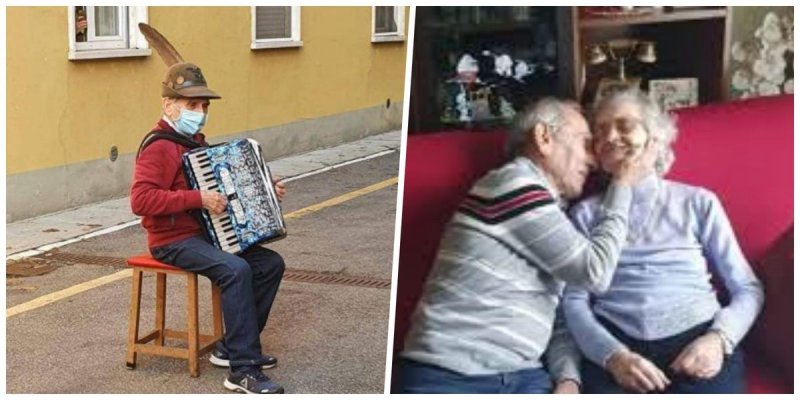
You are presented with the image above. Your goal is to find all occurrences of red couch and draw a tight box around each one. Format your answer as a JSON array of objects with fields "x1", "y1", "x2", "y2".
[{"x1": 393, "y1": 95, "x2": 793, "y2": 393}]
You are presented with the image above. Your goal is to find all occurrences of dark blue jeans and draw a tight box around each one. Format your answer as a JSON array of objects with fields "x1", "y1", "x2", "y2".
[
  {"x1": 151, "y1": 235, "x2": 285, "y2": 368},
  {"x1": 395, "y1": 358, "x2": 552, "y2": 394},
  {"x1": 582, "y1": 318, "x2": 746, "y2": 394}
]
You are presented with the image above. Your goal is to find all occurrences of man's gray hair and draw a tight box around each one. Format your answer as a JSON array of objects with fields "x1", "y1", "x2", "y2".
[
  {"x1": 593, "y1": 88, "x2": 679, "y2": 176},
  {"x1": 507, "y1": 98, "x2": 581, "y2": 157}
]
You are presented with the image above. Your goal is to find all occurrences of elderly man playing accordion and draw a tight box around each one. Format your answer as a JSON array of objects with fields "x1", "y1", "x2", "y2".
[{"x1": 130, "y1": 57, "x2": 286, "y2": 394}]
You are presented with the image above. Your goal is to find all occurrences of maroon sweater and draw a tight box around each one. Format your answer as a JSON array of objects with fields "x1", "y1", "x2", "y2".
[{"x1": 130, "y1": 119, "x2": 208, "y2": 249}]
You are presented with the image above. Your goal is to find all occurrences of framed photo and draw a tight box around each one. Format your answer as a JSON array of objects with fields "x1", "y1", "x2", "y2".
[{"x1": 648, "y1": 78, "x2": 698, "y2": 111}]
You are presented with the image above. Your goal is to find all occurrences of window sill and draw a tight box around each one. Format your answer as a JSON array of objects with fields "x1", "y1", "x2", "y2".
[
  {"x1": 251, "y1": 40, "x2": 303, "y2": 50},
  {"x1": 371, "y1": 35, "x2": 405, "y2": 43},
  {"x1": 69, "y1": 48, "x2": 152, "y2": 61}
]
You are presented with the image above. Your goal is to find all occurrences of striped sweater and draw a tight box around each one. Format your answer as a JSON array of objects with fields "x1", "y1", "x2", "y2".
[{"x1": 401, "y1": 156, "x2": 633, "y2": 381}]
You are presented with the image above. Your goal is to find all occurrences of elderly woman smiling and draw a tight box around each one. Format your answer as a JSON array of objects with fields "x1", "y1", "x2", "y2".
[{"x1": 562, "y1": 89, "x2": 764, "y2": 394}]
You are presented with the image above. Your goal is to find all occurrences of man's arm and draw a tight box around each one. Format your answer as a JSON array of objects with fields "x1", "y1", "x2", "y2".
[
  {"x1": 545, "y1": 303, "x2": 582, "y2": 391},
  {"x1": 559, "y1": 204, "x2": 629, "y2": 365},
  {"x1": 561, "y1": 285, "x2": 627, "y2": 367},
  {"x1": 509, "y1": 182, "x2": 632, "y2": 293},
  {"x1": 130, "y1": 141, "x2": 202, "y2": 216}
]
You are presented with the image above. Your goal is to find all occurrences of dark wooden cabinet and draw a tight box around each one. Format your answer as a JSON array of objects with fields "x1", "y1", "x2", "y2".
[
  {"x1": 409, "y1": 6, "x2": 731, "y2": 134},
  {"x1": 409, "y1": 7, "x2": 565, "y2": 133},
  {"x1": 569, "y1": 7, "x2": 731, "y2": 105}
]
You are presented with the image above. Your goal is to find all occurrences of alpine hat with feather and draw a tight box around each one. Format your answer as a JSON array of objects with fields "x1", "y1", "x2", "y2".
[{"x1": 138, "y1": 23, "x2": 221, "y2": 99}]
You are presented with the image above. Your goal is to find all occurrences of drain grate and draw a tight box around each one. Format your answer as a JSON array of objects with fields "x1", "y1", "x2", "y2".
[
  {"x1": 283, "y1": 270, "x2": 391, "y2": 289},
  {"x1": 27, "y1": 251, "x2": 391, "y2": 290},
  {"x1": 34, "y1": 253, "x2": 128, "y2": 268}
]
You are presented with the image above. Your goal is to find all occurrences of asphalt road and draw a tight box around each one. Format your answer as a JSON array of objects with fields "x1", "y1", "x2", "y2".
[{"x1": 6, "y1": 152, "x2": 399, "y2": 394}]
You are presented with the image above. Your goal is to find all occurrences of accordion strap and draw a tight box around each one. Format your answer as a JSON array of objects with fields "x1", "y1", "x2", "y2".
[{"x1": 136, "y1": 129, "x2": 206, "y2": 159}]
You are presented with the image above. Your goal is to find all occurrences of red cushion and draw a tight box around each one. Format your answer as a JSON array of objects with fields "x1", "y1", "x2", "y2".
[
  {"x1": 748, "y1": 225, "x2": 794, "y2": 387},
  {"x1": 667, "y1": 95, "x2": 794, "y2": 262},
  {"x1": 394, "y1": 131, "x2": 506, "y2": 348},
  {"x1": 126, "y1": 254, "x2": 180, "y2": 271}
]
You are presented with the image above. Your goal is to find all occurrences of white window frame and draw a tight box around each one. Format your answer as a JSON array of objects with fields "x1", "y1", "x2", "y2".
[
  {"x1": 68, "y1": 6, "x2": 151, "y2": 60},
  {"x1": 251, "y1": 6, "x2": 302, "y2": 50},
  {"x1": 371, "y1": 6, "x2": 405, "y2": 43},
  {"x1": 84, "y1": 7, "x2": 126, "y2": 50}
]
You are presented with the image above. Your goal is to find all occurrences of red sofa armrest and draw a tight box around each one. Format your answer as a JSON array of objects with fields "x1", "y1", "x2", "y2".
[{"x1": 748, "y1": 225, "x2": 794, "y2": 389}]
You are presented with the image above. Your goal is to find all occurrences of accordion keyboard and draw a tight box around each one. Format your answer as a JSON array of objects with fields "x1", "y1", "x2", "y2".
[{"x1": 185, "y1": 151, "x2": 243, "y2": 253}]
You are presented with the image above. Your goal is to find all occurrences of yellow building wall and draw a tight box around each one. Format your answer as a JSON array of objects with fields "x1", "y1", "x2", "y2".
[{"x1": 7, "y1": 6, "x2": 408, "y2": 175}]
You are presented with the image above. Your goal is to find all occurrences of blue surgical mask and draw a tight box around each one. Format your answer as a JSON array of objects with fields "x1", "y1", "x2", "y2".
[{"x1": 173, "y1": 107, "x2": 207, "y2": 136}]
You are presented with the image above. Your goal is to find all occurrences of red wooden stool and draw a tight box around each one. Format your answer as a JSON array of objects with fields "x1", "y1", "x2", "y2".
[{"x1": 125, "y1": 254, "x2": 223, "y2": 377}]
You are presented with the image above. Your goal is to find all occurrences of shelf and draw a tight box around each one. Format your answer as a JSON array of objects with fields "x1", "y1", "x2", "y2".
[
  {"x1": 580, "y1": 8, "x2": 727, "y2": 29},
  {"x1": 410, "y1": 6, "x2": 731, "y2": 133}
]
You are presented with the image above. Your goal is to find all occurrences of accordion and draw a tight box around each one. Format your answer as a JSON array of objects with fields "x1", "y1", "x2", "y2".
[{"x1": 182, "y1": 138, "x2": 287, "y2": 254}]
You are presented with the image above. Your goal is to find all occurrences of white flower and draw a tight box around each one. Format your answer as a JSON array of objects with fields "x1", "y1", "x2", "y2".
[
  {"x1": 732, "y1": 10, "x2": 792, "y2": 98},
  {"x1": 731, "y1": 41, "x2": 749, "y2": 62},
  {"x1": 732, "y1": 68, "x2": 752, "y2": 91},
  {"x1": 766, "y1": 42, "x2": 789, "y2": 59},
  {"x1": 753, "y1": 50, "x2": 786, "y2": 81},
  {"x1": 758, "y1": 12, "x2": 784, "y2": 44},
  {"x1": 757, "y1": 81, "x2": 781, "y2": 96}
]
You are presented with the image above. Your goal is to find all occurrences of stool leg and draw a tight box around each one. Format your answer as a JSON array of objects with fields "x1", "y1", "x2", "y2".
[
  {"x1": 126, "y1": 268, "x2": 143, "y2": 369},
  {"x1": 155, "y1": 272, "x2": 167, "y2": 346},
  {"x1": 187, "y1": 273, "x2": 200, "y2": 377},
  {"x1": 211, "y1": 284, "x2": 224, "y2": 341}
]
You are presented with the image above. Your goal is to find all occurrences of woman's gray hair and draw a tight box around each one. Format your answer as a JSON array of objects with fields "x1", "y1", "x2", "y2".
[
  {"x1": 507, "y1": 98, "x2": 580, "y2": 157},
  {"x1": 593, "y1": 88, "x2": 679, "y2": 176}
]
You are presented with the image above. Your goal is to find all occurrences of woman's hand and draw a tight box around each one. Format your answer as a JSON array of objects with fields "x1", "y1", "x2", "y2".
[
  {"x1": 669, "y1": 332, "x2": 725, "y2": 379},
  {"x1": 606, "y1": 349, "x2": 671, "y2": 393}
]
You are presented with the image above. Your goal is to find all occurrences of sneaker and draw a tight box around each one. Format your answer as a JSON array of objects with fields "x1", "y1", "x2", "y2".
[
  {"x1": 210, "y1": 348, "x2": 278, "y2": 369},
  {"x1": 224, "y1": 368, "x2": 284, "y2": 394}
]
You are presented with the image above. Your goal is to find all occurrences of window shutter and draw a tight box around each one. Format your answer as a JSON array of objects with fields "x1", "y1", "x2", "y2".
[{"x1": 255, "y1": 6, "x2": 292, "y2": 40}]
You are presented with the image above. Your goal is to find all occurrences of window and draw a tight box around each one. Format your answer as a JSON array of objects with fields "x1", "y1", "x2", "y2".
[
  {"x1": 251, "y1": 6, "x2": 302, "y2": 49},
  {"x1": 68, "y1": 6, "x2": 150, "y2": 60},
  {"x1": 372, "y1": 6, "x2": 405, "y2": 43}
]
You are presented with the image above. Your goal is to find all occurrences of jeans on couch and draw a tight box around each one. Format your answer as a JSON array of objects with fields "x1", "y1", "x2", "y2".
[
  {"x1": 151, "y1": 235, "x2": 285, "y2": 368},
  {"x1": 395, "y1": 357, "x2": 552, "y2": 394}
]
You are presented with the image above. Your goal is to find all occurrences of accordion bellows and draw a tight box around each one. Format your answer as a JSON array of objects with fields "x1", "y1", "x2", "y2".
[{"x1": 183, "y1": 139, "x2": 287, "y2": 254}]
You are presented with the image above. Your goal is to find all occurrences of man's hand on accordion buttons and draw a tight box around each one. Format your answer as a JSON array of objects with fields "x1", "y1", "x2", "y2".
[
  {"x1": 274, "y1": 179, "x2": 286, "y2": 202},
  {"x1": 201, "y1": 190, "x2": 228, "y2": 214}
]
